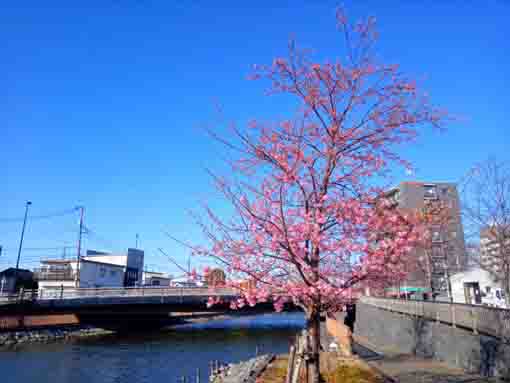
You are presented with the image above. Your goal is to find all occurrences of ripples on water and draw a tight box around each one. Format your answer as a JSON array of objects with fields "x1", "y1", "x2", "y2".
[{"x1": 0, "y1": 312, "x2": 305, "y2": 383}]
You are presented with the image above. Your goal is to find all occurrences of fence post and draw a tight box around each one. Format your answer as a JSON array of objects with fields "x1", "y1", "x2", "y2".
[
  {"x1": 436, "y1": 309, "x2": 440, "y2": 323},
  {"x1": 60, "y1": 284, "x2": 64, "y2": 299},
  {"x1": 472, "y1": 308, "x2": 478, "y2": 335},
  {"x1": 286, "y1": 345, "x2": 296, "y2": 383},
  {"x1": 196, "y1": 367, "x2": 200, "y2": 383},
  {"x1": 18, "y1": 287, "x2": 24, "y2": 301}
]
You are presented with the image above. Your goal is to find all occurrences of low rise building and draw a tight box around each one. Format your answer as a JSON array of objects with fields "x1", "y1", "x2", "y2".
[
  {"x1": 0, "y1": 268, "x2": 35, "y2": 294},
  {"x1": 142, "y1": 271, "x2": 172, "y2": 287},
  {"x1": 450, "y1": 267, "x2": 507, "y2": 308},
  {"x1": 84, "y1": 248, "x2": 144, "y2": 286},
  {"x1": 204, "y1": 268, "x2": 226, "y2": 287},
  {"x1": 35, "y1": 248, "x2": 145, "y2": 295},
  {"x1": 35, "y1": 258, "x2": 125, "y2": 293}
]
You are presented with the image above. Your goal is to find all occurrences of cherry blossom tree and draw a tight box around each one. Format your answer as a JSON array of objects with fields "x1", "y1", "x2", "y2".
[{"x1": 183, "y1": 9, "x2": 447, "y2": 382}]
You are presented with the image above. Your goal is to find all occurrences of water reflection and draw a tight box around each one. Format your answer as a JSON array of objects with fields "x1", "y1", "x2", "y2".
[{"x1": 0, "y1": 312, "x2": 305, "y2": 383}]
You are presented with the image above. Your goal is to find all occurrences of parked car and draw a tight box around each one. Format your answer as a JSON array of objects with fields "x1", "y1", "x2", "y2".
[{"x1": 481, "y1": 287, "x2": 508, "y2": 309}]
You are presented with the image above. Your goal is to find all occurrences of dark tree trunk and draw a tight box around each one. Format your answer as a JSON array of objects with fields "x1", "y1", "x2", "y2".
[{"x1": 306, "y1": 309, "x2": 321, "y2": 383}]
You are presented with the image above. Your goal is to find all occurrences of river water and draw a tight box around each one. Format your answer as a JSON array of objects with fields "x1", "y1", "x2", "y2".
[{"x1": 0, "y1": 312, "x2": 305, "y2": 383}]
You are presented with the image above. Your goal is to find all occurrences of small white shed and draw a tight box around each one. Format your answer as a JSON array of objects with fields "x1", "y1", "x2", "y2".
[{"x1": 450, "y1": 268, "x2": 507, "y2": 308}]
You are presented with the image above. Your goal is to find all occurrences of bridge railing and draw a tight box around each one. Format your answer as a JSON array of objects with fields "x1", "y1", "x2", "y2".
[
  {"x1": 360, "y1": 296, "x2": 510, "y2": 341},
  {"x1": 8, "y1": 286, "x2": 239, "y2": 301}
]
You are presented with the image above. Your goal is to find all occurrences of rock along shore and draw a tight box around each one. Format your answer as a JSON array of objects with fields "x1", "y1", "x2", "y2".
[
  {"x1": 0, "y1": 326, "x2": 113, "y2": 348},
  {"x1": 210, "y1": 354, "x2": 274, "y2": 383}
]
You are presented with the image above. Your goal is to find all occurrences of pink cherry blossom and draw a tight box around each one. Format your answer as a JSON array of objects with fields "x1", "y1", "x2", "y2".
[{"x1": 187, "y1": 8, "x2": 447, "y2": 383}]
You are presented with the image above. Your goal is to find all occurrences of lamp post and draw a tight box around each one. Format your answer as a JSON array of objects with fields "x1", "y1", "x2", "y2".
[{"x1": 15, "y1": 201, "x2": 32, "y2": 286}]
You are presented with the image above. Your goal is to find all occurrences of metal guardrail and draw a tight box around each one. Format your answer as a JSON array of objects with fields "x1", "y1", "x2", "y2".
[
  {"x1": 1, "y1": 286, "x2": 239, "y2": 302},
  {"x1": 360, "y1": 296, "x2": 510, "y2": 341}
]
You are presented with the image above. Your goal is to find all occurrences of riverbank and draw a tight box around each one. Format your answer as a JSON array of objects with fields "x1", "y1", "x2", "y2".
[
  {"x1": 0, "y1": 326, "x2": 113, "y2": 347},
  {"x1": 210, "y1": 354, "x2": 275, "y2": 383}
]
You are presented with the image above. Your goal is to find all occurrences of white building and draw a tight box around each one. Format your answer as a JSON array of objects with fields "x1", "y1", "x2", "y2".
[
  {"x1": 36, "y1": 259, "x2": 125, "y2": 293},
  {"x1": 450, "y1": 267, "x2": 507, "y2": 308},
  {"x1": 35, "y1": 248, "x2": 145, "y2": 295},
  {"x1": 84, "y1": 248, "x2": 144, "y2": 286},
  {"x1": 142, "y1": 271, "x2": 172, "y2": 287}
]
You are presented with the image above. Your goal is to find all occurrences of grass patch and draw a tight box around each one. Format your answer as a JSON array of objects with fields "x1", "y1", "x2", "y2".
[
  {"x1": 259, "y1": 355, "x2": 289, "y2": 383},
  {"x1": 259, "y1": 353, "x2": 383, "y2": 383},
  {"x1": 322, "y1": 362, "x2": 383, "y2": 383}
]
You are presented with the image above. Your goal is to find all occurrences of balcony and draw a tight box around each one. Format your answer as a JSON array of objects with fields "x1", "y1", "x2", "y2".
[{"x1": 33, "y1": 269, "x2": 76, "y2": 281}]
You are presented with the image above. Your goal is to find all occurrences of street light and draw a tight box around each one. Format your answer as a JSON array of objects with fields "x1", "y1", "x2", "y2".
[{"x1": 15, "y1": 201, "x2": 32, "y2": 274}]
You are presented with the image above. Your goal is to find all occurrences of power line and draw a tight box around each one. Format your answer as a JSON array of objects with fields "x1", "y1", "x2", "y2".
[
  {"x1": 82, "y1": 225, "x2": 120, "y2": 252},
  {"x1": 0, "y1": 207, "x2": 79, "y2": 223}
]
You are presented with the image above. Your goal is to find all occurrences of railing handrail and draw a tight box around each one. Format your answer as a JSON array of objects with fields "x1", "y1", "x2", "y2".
[
  {"x1": 360, "y1": 296, "x2": 510, "y2": 341},
  {"x1": 361, "y1": 295, "x2": 510, "y2": 311},
  {"x1": 1, "y1": 286, "x2": 240, "y2": 304}
]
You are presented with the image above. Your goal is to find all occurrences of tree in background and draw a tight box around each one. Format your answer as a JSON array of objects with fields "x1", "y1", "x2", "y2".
[
  {"x1": 461, "y1": 159, "x2": 510, "y2": 306},
  {"x1": 186, "y1": 9, "x2": 447, "y2": 382}
]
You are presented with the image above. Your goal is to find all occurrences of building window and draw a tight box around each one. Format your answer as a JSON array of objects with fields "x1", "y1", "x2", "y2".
[
  {"x1": 100, "y1": 267, "x2": 106, "y2": 278},
  {"x1": 431, "y1": 227, "x2": 442, "y2": 243},
  {"x1": 486, "y1": 286, "x2": 491, "y2": 294},
  {"x1": 152, "y1": 280, "x2": 160, "y2": 286},
  {"x1": 424, "y1": 184, "x2": 437, "y2": 199},
  {"x1": 110, "y1": 270, "x2": 117, "y2": 277}
]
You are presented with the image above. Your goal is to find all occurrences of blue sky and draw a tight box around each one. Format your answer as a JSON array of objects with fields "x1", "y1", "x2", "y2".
[{"x1": 1, "y1": 1, "x2": 509, "y2": 274}]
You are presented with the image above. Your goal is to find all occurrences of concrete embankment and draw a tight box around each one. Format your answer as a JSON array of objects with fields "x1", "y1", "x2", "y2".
[{"x1": 0, "y1": 326, "x2": 113, "y2": 347}]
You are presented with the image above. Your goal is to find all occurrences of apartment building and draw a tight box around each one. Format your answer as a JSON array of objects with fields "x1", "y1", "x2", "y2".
[
  {"x1": 385, "y1": 182, "x2": 467, "y2": 296},
  {"x1": 480, "y1": 225, "x2": 510, "y2": 283}
]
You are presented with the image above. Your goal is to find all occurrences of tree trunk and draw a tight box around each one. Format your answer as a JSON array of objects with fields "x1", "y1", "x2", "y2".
[
  {"x1": 306, "y1": 309, "x2": 321, "y2": 383},
  {"x1": 505, "y1": 269, "x2": 510, "y2": 308}
]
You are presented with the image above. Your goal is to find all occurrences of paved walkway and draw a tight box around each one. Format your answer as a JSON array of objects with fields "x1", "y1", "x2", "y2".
[
  {"x1": 322, "y1": 315, "x2": 501, "y2": 382},
  {"x1": 366, "y1": 354, "x2": 500, "y2": 383}
]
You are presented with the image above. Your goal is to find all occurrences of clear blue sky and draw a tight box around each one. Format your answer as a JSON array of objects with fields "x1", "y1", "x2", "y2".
[{"x1": 1, "y1": 1, "x2": 509, "y2": 274}]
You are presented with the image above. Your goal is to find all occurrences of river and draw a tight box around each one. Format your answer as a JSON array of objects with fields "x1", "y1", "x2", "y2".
[{"x1": 0, "y1": 312, "x2": 305, "y2": 383}]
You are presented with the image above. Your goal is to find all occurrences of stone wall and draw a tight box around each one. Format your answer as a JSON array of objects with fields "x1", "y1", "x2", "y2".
[{"x1": 355, "y1": 302, "x2": 510, "y2": 379}]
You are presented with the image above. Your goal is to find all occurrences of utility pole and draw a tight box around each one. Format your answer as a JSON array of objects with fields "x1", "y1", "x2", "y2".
[
  {"x1": 15, "y1": 201, "x2": 32, "y2": 283},
  {"x1": 135, "y1": 233, "x2": 139, "y2": 249},
  {"x1": 188, "y1": 256, "x2": 191, "y2": 282},
  {"x1": 76, "y1": 206, "x2": 84, "y2": 288}
]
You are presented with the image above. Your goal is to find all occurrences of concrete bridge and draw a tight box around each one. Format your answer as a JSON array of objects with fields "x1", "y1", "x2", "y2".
[{"x1": 0, "y1": 287, "x2": 277, "y2": 330}]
